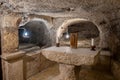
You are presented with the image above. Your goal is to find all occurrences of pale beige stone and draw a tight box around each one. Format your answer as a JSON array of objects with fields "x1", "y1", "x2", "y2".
[
  {"x1": 42, "y1": 46, "x2": 99, "y2": 66},
  {"x1": 1, "y1": 15, "x2": 21, "y2": 53},
  {"x1": 25, "y1": 53, "x2": 41, "y2": 79},
  {"x1": 1, "y1": 51, "x2": 25, "y2": 61},
  {"x1": 3, "y1": 58, "x2": 24, "y2": 80},
  {"x1": 28, "y1": 64, "x2": 115, "y2": 80},
  {"x1": 42, "y1": 46, "x2": 99, "y2": 80},
  {"x1": 20, "y1": 47, "x2": 55, "y2": 79},
  {"x1": 58, "y1": 64, "x2": 76, "y2": 80}
]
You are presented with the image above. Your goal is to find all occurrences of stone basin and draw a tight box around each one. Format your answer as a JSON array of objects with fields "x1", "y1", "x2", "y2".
[{"x1": 42, "y1": 46, "x2": 100, "y2": 80}]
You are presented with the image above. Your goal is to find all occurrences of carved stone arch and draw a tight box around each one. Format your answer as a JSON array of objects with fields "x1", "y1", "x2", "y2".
[
  {"x1": 56, "y1": 18, "x2": 100, "y2": 43},
  {"x1": 18, "y1": 17, "x2": 53, "y2": 47}
]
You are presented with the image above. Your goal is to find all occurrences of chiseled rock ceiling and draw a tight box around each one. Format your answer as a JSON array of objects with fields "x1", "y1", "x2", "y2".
[{"x1": 0, "y1": 0, "x2": 120, "y2": 15}]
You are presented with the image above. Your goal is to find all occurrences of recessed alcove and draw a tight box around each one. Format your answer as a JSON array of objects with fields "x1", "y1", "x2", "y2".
[
  {"x1": 60, "y1": 21, "x2": 100, "y2": 48},
  {"x1": 18, "y1": 19, "x2": 52, "y2": 50}
]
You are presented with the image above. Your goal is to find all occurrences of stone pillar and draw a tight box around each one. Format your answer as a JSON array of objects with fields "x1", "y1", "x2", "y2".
[
  {"x1": 58, "y1": 64, "x2": 76, "y2": 80},
  {"x1": 1, "y1": 52, "x2": 25, "y2": 80},
  {"x1": 0, "y1": 14, "x2": 22, "y2": 80},
  {"x1": 5, "y1": 59, "x2": 24, "y2": 80},
  {"x1": 1, "y1": 14, "x2": 21, "y2": 53}
]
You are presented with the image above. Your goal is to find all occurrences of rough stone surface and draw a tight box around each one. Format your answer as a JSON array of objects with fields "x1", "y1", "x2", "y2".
[
  {"x1": 111, "y1": 60, "x2": 120, "y2": 80},
  {"x1": 1, "y1": 0, "x2": 120, "y2": 80},
  {"x1": 53, "y1": 64, "x2": 76, "y2": 80},
  {"x1": 53, "y1": 17, "x2": 110, "y2": 50},
  {"x1": 28, "y1": 64, "x2": 115, "y2": 80},
  {"x1": 93, "y1": 51, "x2": 111, "y2": 71},
  {"x1": 4, "y1": 58, "x2": 24, "y2": 80},
  {"x1": 18, "y1": 46, "x2": 55, "y2": 79},
  {"x1": 57, "y1": 19, "x2": 100, "y2": 48},
  {"x1": 1, "y1": 0, "x2": 120, "y2": 53},
  {"x1": 1, "y1": 46, "x2": 55, "y2": 80},
  {"x1": 1, "y1": 15, "x2": 20, "y2": 53},
  {"x1": 42, "y1": 46, "x2": 99, "y2": 66},
  {"x1": 24, "y1": 52, "x2": 55, "y2": 79},
  {"x1": 24, "y1": 53, "x2": 41, "y2": 79}
]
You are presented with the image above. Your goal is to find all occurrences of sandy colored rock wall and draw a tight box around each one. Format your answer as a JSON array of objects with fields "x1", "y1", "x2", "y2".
[
  {"x1": 111, "y1": 60, "x2": 120, "y2": 80},
  {"x1": 1, "y1": 14, "x2": 21, "y2": 53},
  {"x1": 24, "y1": 52, "x2": 55, "y2": 79}
]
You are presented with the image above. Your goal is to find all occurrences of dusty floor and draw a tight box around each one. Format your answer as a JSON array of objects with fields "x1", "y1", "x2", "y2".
[{"x1": 28, "y1": 64, "x2": 115, "y2": 80}]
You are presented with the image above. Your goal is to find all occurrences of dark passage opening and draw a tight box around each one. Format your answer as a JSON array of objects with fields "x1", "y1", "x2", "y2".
[{"x1": 18, "y1": 20, "x2": 52, "y2": 49}]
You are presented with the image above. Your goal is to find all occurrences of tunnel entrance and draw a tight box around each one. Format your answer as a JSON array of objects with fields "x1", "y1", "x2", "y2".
[{"x1": 18, "y1": 19, "x2": 52, "y2": 49}]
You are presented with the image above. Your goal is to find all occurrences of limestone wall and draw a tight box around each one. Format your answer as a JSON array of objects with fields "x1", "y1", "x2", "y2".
[
  {"x1": 111, "y1": 60, "x2": 120, "y2": 80},
  {"x1": 24, "y1": 52, "x2": 55, "y2": 79},
  {"x1": 1, "y1": 49, "x2": 55, "y2": 80},
  {"x1": 6, "y1": 0, "x2": 120, "y2": 14},
  {"x1": 0, "y1": 14, "x2": 55, "y2": 80}
]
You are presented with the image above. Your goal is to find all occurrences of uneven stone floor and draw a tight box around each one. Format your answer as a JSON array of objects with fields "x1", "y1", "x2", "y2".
[{"x1": 28, "y1": 64, "x2": 115, "y2": 80}]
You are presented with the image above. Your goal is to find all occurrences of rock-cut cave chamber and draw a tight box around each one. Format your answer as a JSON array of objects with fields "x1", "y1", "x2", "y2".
[{"x1": 1, "y1": 0, "x2": 120, "y2": 80}]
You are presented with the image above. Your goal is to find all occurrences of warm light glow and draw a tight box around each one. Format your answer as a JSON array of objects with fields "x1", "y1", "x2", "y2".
[{"x1": 65, "y1": 34, "x2": 70, "y2": 39}]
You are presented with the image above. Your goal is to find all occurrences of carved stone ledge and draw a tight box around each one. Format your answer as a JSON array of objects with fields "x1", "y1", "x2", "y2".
[{"x1": 1, "y1": 51, "x2": 25, "y2": 61}]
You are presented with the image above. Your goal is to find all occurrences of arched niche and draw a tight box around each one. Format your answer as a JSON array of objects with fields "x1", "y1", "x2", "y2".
[
  {"x1": 56, "y1": 18, "x2": 101, "y2": 48},
  {"x1": 18, "y1": 18, "x2": 52, "y2": 49}
]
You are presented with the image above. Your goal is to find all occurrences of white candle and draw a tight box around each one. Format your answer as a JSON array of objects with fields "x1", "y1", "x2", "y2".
[
  {"x1": 91, "y1": 38, "x2": 94, "y2": 46},
  {"x1": 56, "y1": 37, "x2": 59, "y2": 43}
]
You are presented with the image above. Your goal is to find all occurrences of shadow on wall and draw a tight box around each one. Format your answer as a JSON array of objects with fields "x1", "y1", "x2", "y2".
[{"x1": 19, "y1": 20, "x2": 52, "y2": 48}]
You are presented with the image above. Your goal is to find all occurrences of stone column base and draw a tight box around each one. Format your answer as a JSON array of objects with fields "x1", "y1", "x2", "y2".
[{"x1": 53, "y1": 64, "x2": 76, "y2": 80}]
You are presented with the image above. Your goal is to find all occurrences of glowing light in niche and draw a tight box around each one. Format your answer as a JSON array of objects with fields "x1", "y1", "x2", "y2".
[
  {"x1": 65, "y1": 33, "x2": 70, "y2": 39},
  {"x1": 23, "y1": 31, "x2": 30, "y2": 38}
]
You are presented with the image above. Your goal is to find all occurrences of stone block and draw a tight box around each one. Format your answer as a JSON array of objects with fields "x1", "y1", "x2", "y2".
[
  {"x1": 25, "y1": 53, "x2": 41, "y2": 78},
  {"x1": 93, "y1": 50, "x2": 111, "y2": 71},
  {"x1": 1, "y1": 15, "x2": 21, "y2": 53},
  {"x1": 111, "y1": 60, "x2": 120, "y2": 80},
  {"x1": 2, "y1": 15, "x2": 20, "y2": 28},
  {"x1": 24, "y1": 52, "x2": 55, "y2": 79},
  {"x1": 4, "y1": 59, "x2": 24, "y2": 80},
  {"x1": 1, "y1": 27, "x2": 18, "y2": 53}
]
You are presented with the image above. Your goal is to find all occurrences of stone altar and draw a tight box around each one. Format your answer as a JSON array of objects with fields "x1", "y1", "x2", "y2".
[{"x1": 42, "y1": 46, "x2": 100, "y2": 80}]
